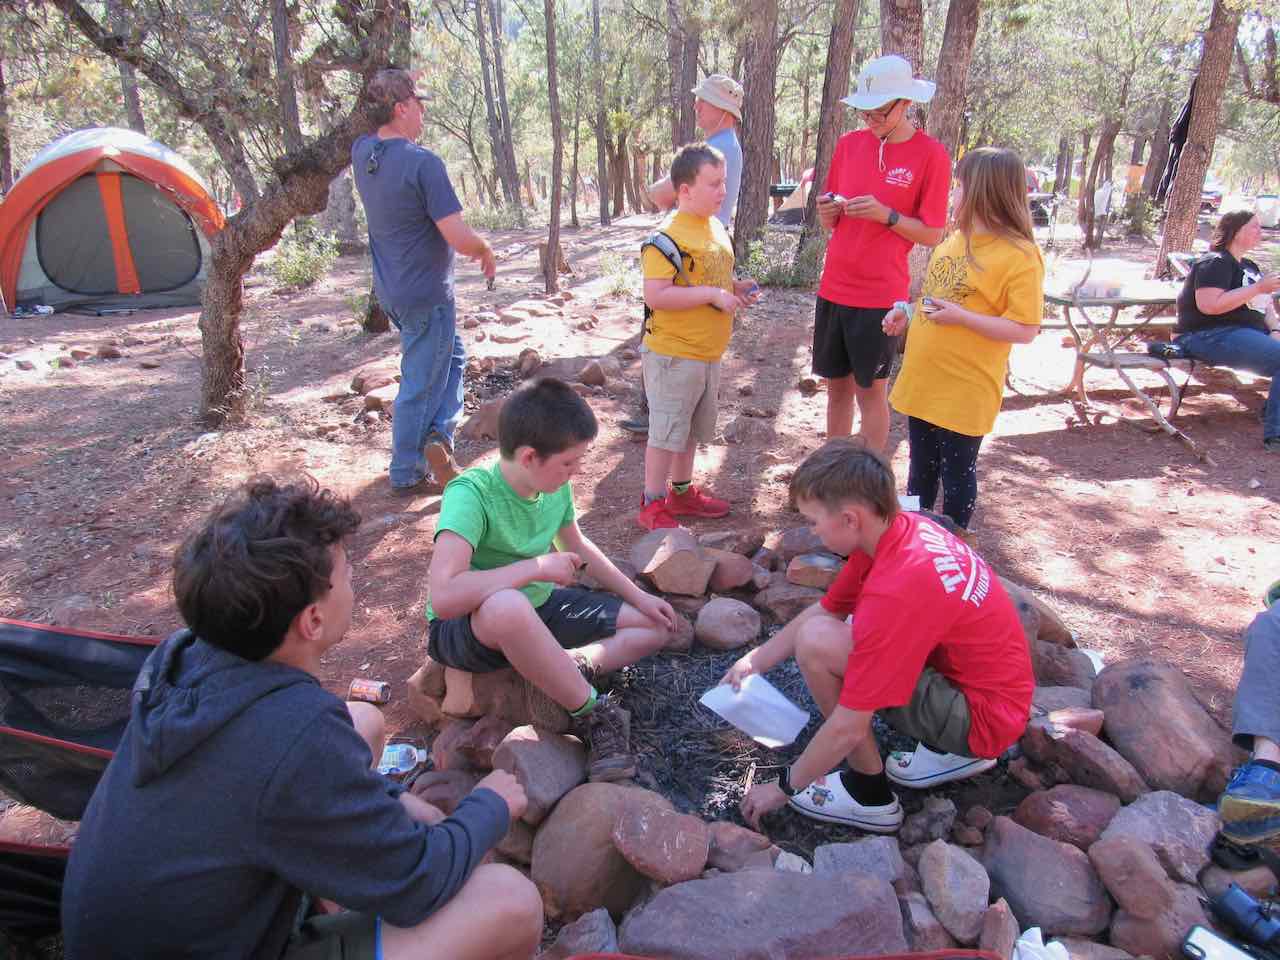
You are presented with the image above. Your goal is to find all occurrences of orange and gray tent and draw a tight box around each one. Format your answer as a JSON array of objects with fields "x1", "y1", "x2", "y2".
[{"x1": 0, "y1": 127, "x2": 225, "y2": 314}]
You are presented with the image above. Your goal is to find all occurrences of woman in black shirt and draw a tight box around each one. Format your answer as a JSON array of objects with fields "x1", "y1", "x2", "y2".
[{"x1": 1175, "y1": 210, "x2": 1280, "y2": 451}]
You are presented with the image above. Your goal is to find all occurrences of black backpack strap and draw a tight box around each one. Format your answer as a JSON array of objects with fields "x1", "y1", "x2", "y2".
[{"x1": 641, "y1": 231, "x2": 693, "y2": 286}]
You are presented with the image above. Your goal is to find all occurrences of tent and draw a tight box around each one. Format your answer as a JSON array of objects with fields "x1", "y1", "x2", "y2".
[{"x1": 0, "y1": 127, "x2": 224, "y2": 314}]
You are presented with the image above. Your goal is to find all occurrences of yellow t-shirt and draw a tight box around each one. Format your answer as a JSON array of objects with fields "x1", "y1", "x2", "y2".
[
  {"x1": 890, "y1": 231, "x2": 1044, "y2": 436},
  {"x1": 641, "y1": 210, "x2": 736, "y2": 362}
]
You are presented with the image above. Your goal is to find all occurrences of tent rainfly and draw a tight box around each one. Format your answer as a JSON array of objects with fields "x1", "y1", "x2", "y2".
[{"x1": 0, "y1": 127, "x2": 224, "y2": 314}]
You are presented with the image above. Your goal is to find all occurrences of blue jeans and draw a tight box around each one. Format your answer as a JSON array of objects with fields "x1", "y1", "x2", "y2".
[
  {"x1": 1175, "y1": 325, "x2": 1280, "y2": 440},
  {"x1": 388, "y1": 300, "x2": 465, "y2": 488}
]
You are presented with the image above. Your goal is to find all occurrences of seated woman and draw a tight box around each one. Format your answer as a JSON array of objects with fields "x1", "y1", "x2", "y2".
[{"x1": 1175, "y1": 209, "x2": 1280, "y2": 450}]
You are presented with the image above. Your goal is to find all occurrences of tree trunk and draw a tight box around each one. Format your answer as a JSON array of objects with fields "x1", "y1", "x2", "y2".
[
  {"x1": 592, "y1": 0, "x2": 610, "y2": 225},
  {"x1": 797, "y1": 0, "x2": 857, "y2": 252},
  {"x1": 680, "y1": 23, "x2": 699, "y2": 145},
  {"x1": 1076, "y1": 128, "x2": 1092, "y2": 222},
  {"x1": 608, "y1": 132, "x2": 626, "y2": 216},
  {"x1": 666, "y1": 0, "x2": 684, "y2": 150},
  {"x1": 1156, "y1": 0, "x2": 1242, "y2": 275},
  {"x1": 0, "y1": 57, "x2": 11, "y2": 194},
  {"x1": 569, "y1": 61, "x2": 581, "y2": 229},
  {"x1": 489, "y1": 0, "x2": 524, "y2": 224},
  {"x1": 1083, "y1": 118, "x2": 1120, "y2": 248},
  {"x1": 732, "y1": 0, "x2": 779, "y2": 259},
  {"x1": 474, "y1": 0, "x2": 516, "y2": 207},
  {"x1": 1053, "y1": 133, "x2": 1071, "y2": 194},
  {"x1": 1130, "y1": 136, "x2": 1146, "y2": 164},
  {"x1": 106, "y1": 0, "x2": 146, "y2": 134},
  {"x1": 925, "y1": 0, "x2": 980, "y2": 154},
  {"x1": 543, "y1": 0, "x2": 563, "y2": 293},
  {"x1": 629, "y1": 148, "x2": 647, "y2": 212},
  {"x1": 880, "y1": 0, "x2": 924, "y2": 76},
  {"x1": 1143, "y1": 98, "x2": 1172, "y2": 198},
  {"x1": 272, "y1": 0, "x2": 303, "y2": 152}
]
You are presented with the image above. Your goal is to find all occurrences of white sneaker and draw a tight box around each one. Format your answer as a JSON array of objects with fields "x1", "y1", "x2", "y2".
[
  {"x1": 787, "y1": 771, "x2": 903, "y2": 833},
  {"x1": 885, "y1": 743, "x2": 997, "y2": 788}
]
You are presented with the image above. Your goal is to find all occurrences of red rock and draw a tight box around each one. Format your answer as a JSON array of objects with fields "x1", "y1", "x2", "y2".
[
  {"x1": 540, "y1": 907, "x2": 618, "y2": 959},
  {"x1": 918, "y1": 840, "x2": 988, "y2": 944},
  {"x1": 754, "y1": 581, "x2": 824, "y2": 622},
  {"x1": 812, "y1": 837, "x2": 905, "y2": 885},
  {"x1": 751, "y1": 546, "x2": 780, "y2": 571},
  {"x1": 1047, "y1": 706, "x2": 1104, "y2": 736},
  {"x1": 953, "y1": 823, "x2": 985, "y2": 846},
  {"x1": 774, "y1": 526, "x2": 825, "y2": 564},
  {"x1": 517, "y1": 348, "x2": 542, "y2": 377},
  {"x1": 96, "y1": 344, "x2": 123, "y2": 359},
  {"x1": 430, "y1": 718, "x2": 477, "y2": 771},
  {"x1": 965, "y1": 805, "x2": 994, "y2": 830},
  {"x1": 1007, "y1": 756, "x2": 1048, "y2": 791},
  {"x1": 1087, "y1": 834, "x2": 1173, "y2": 919},
  {"x1": 1031, "y1": 637, "x2": 1096, "y2": 690},
  {"x1": 1013, "y1": 785, "x2": 1121, "y2": 849},
  {"x1": 630, "y1": 528, "x2": 715, "y2": 597},
  {"x1": 706, "y1": 548, "x2": 755, "y2": 591},
  {"x1": 707, "y1": 821, "x2": 774, "y2": 872},
  {"x1": 1108, "y1": 883, "x2": 1207, "y2": 960},
  {"x1": 579, "y1": 359, "x2": 608, "y2": 386},
  {"x1": 496, "y1": 819, "x2": 535, "y2": 865},
  {"x1": 404, "y1": 670, "x2": 444, "y2": 731},
  {"x1": 1097, "y1": 790, "x2": 1218, "y2": 884},
  {"x1": 980, "y1": 898, "x2": 1020, "y2": 960},
  {"x1": 350, "y1": 360, "x2": 398, "y2": 394},
  {"x1": 1021, "y1": 719, "x2": 1148, "y2": 802},
  {"x1": 409, "y1": 769, "x2": 479, "y2": 814},
  {"x1": 786, "y1": 552, "x2": 843, "y2": 589},
  {"x1": 460, "y1": 397, "x2": 503, "y2": 440},
  {"x1": 1034, "y1": 686, "x2": 1092, "y2": 713},
  {"x1": 698, "y1": 528, "x2": 766, "y2": 556},
  {"x1": 611, "y1": 806, "x2": 709, "y2": 884},
  {"x1": 901, "y1": 891, "x2": 958, "y2": 951},
  {"x1": 492, "y1": 725, "x2": 586, "y2": 826},
  {"x1": 664, "y1": 613, "x2": 694, "y2": 653},
  {"x1": 363, "y1": 383, "x2": 398, "y2": 411},
  {"x1": 694, "y1": 597, "x2": 761, "y2": 651},
  {"x1": 456, "y1": 713, "x2": 515, "y2": 769}
]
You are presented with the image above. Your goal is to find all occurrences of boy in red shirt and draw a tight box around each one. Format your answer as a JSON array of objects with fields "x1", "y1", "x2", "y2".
[{"x1": 726, "y1": 439, "x2": 1032, "y2": 832}]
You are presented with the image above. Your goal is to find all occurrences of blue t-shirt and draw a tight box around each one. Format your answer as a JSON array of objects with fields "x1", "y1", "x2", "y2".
[
  {"x1": 352, "y1": 135, "x2": 463, "y2": 315},
  {"x1": 707, "y1": 128, "x2": 742, "y2": 226}
]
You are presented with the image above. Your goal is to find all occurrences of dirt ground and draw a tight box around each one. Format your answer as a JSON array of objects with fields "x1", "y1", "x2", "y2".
[{"x1": 1, "y1": 216, "x2": 1277, "y2": 836}]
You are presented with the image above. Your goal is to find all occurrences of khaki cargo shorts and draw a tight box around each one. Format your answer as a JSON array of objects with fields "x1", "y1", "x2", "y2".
[
  {"x1": 882, "y1": 667, "x2": 975, "y2": 757},
  {"x1": 642, "y1": 346, "x2": 720, "y2": 452}
]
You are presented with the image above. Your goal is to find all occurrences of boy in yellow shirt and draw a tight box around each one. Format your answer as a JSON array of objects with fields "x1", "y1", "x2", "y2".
[{"x1": 637, "y1": 142, "x2": 760, "y2": 530}]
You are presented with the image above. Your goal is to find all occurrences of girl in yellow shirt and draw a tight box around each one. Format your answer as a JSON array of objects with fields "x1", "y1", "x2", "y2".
[{"x1": 884, "y1": 147, "x2": 1044, "y2": 529}]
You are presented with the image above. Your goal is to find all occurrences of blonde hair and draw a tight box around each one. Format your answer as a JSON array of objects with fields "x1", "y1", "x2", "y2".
[{"x1": 954, "y1": 147, "x2": 1036, "y2": 264}]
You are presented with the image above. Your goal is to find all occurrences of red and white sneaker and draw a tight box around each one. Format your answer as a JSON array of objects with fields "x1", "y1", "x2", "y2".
[
  {"x1": 665, "y1": 485, "x2": 729, "y2": 519},
  {"x1": 636, "y1": 498, "x2": 680, "y2": 530}
]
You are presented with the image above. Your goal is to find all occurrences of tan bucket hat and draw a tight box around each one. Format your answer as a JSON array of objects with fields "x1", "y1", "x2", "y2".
[{"x1": 691, "y1": 74, "x2": 744, "y2": 121}]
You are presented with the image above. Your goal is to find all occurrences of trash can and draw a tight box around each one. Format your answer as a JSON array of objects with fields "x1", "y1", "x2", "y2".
[{"x1": 1257, "y1": 194, "x2": 1280, "y2": 228}]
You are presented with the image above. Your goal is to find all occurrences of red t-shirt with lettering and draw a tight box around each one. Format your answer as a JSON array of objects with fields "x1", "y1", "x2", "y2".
[
  {"x1": 821, "y1": 512, "x2": 1032, "y2": 758},
  {"x1": 817, "y1": 128, "x2": 951, "y2": 308}
]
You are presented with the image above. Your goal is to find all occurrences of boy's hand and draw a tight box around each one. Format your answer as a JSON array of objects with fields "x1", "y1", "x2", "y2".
[
  {"x1": 474, "y1": 770, "x2": 528, "y2": 821},
  {"x1": 734, "y1": 278, "x2": 762, "y2": 305},
  {"x1": 816, "y1": 192, "x2": 841, "y2": 230},
  {"x1": 718, "y1": 655, "x2": 757, "y2": 691},
  {"x1": 631, "y1": 592, "x2": 677, "y2": 631},
  {"x1": 843, "y1": 194, "x2": 888, "y2": 222},
  {"x1": 882, "y1": 305, "x2": 909, "y2": 337},
  {"x1": 535, "y1": 551, "x2": 582, "y2": 586},
  {"x1": 741, "y1": 780, "x2": 788, "y2": 829},
  {"x1": 711, "y1": 288, "x2": 745, "y2": 313}
]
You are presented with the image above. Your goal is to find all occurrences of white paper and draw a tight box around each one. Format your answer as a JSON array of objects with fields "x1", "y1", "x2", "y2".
[
  {"x1": 1013, "y1": 928, "x2": 1069, "y2": 960},
  {"x1": 699, "y1": 674, "x2": 811, "y2": 748}
]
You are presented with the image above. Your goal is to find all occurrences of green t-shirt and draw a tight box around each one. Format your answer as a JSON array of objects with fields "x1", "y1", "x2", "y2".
[{"x1": 427, "y1": 461, "x2": 576, "y2": 620}]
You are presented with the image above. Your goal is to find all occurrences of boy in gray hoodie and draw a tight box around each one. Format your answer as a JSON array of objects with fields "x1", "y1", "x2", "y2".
[{"x1": 62, "y1": 477, "x2": 541, "y2": 960}]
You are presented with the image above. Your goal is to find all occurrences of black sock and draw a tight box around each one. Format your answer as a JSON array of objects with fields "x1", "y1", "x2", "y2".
[
  {"x1": 1252, "y1": 758, "x2": 1280, "y2": 775},
  {"x1": 840, "y1": 768, "x2": 894, "y2": 806}
]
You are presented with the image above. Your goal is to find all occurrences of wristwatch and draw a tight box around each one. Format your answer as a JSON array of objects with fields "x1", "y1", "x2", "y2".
[
  {"x1": 777, "y1": 766, "x2": 798, "y2": 797},
  {"x1": 886, "y1": 209, "x2": 901, "y2": 228}
]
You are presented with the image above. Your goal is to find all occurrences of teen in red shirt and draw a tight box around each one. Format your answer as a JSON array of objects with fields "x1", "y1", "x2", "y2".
[
  {"x1": 726, "y1": 439, "x2": 1032, "y2": 833},
  {"x1": 812, "y1": 55, "x2": 951, "y2": 452}
]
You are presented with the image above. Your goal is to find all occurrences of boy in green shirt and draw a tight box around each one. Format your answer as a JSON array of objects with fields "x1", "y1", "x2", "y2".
[{"x1": 427, "y1": 378, "x2": 677, "y2": 780}]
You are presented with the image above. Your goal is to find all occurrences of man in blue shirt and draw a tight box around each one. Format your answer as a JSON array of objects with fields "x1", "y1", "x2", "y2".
[{"x1": 353, "y1": 69, "x2": 497, "y2": 492}]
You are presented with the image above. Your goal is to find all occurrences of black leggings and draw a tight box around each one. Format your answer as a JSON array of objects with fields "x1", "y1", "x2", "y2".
[{"x1": 906, "y1": 417, "x2": 984, "y2": 529}]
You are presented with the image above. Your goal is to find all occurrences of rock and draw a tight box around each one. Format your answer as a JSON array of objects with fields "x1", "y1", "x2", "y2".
[
  {"x1": 617, "y1": 870, "x2": 908, "y2": 960},
  {"x1": 774, "y1": 526, "x2": 825, "y2": 564},
  {"x1": 982, "y1": 816, "x2": 1112, "y2": 936},
  {"x1": 1047, "y1": 706, "x2": 1105, "y2": 737},
  {"x1": 492, "y1": 725, "x2": 587, "y2": 826},
  {"x1": 363, "y1": 383, "x2": 399, "y2": 411},
  {"x1": 455, "y1": 713, "x2": 515, "y2": 769},
  {"x1": 490, "y1": 329, "x2": 531, "y2": 344},
  {"x1": 705, "y1": 548, "x2": 755, "y2": 591},
  {"x1": 630, "y1": 529, "x2": 715, "y2": 597},
  {"x1": 442, "y1": 668, "x2": 523, "y2": 721},
  {"x1": 517, "y1": 348, "x2": 542, "y2": 377},
  {"x1": 813, "y1": 836, "x2": 906, "y2": 886},
  {"x1": 786, "y1": 553, "x2": 843, "y2": 589},
  {"x1": 980, "y1": 898, "x2": 1020, "y2": 960},
  {"x1": 47, "y1": 594, "x2": 95, "y2": 626},
  {"x1": 350, "y1": 360, "x2": 399, "y2": 394},
  {"x1": 723, "y1": 414, "x2": 770, "y2": 444},
  {"x1": 797, "y1": 375, "x2": 821, "y2": 395},
  {"x1": 67, "y1": 347, "x2": 91, "y2": 360},
  {"x1": 751, "y1": 546, "x2": 781, "y2": 571},
  {"x1": 14, "y1": 358, "x2": 35, "y2": 371},
  {"x1": 707, "y1": 821, "x2": 775, "y2": 872},
  {"x1": 579, "y1": 359, "x2": 608, "y2": 386},
  {"x1": 1053, "y1": 937, "x2": 1135, "y2": 960},
  {"x1": 531, "y1": 782, "x2": 673, "y2": 919},
  {"x1": 497, "y1": 819, "x2": 535, "y2": 865},
  {"x1": 966, "y1": 805, "x2": 994, "y2": 830},
  {"x1": 96, "y1": 344, "x2": 123, "y2": 359},
  {"x1": 412, "y1": 656, "x2": 447, "y2": 698},
  {"x1": 751, "y1": 564, "x2": 773, "y2": 591},
  {"x1": 138, "y1": 359, "x2": 160, "y2": 369},
  {"x1": 1002, "y1": 578, "x2": 1076, "y2": 648},
  {"x1": 409, "y1": 769, "x2": 480, "y2": 814},
  {"x1": 754, "y1": 581, "x2": 825, "y2": 622},
  {"x1": 738, "y1": 383, "x2": 754, "y2": 396},
  {"x1": 1200, "y1": 862, "x2": 1279, "y2": 900},
  {"x1": 1021, "y1": 719, "x2": 1148, "y2": 803},
  {"x1": 406, "y1": 665, "x2": 446, "y2": 731},
  {"x1": 1007, "y1": 756, "x2": 1049, "y2": 790},
  {"x1": 953, "y1": 823, "x2": 985, "y2": 846},
  {"x1": 1031, "y1": 638, "x2": 1097, "y2": 690},
  {"x1": 667, "y1": 594, "x2": 708, "y2": 617},
  {"x1": 694, "y1": 597, "x2": 762, "y2": 651},
  {"x1": 539, "y1": 907, "x2": 619, "y2": 959},
  {"x1": 901, "y1": 796, "x2": 958, "y2": 846},
  {"x1": 698, "y1": 528, "x2": 766, "y2": 556},
  {"x1": 1088, "y1": 834, "x2": 1174, "y2": 919},
  {"x1": 611, "y1": 806, "x2": 710, "y2": 884},
  {"x1": 1014, "y1": 785, "x2": 1121, "y2": 850},
  {"x1": 1097, "y1": 790, "x2": 1218, "y2": 884},
  {"x1": 430, "y1": 718, "x2": 477, "y2": 772},
  {"x1": 1034, "y1": 686, "x2": 1093, "y2": 713},
  {"x1": 900, "y1": 891, "x2": 958, "y2": 951},
  {"x1": 918, "y1": 840, "x2": 989, "y2": 944},
  {"x1": 460, "y1": 397, "x2": 504, "y2": 441},
  {"x1": 1108, "y1": 883, "x2": 1207, "y2": 960},
  {"x1": 1092, "y1": 658, "x2": 1242, "y2": 803}
]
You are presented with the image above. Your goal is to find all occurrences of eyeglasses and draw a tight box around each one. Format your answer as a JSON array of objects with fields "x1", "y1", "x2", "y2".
[
  {"x1": 367, "y1": 140, "x2": 387, "y2": 175},
  {"x1": 860, "y1": 100, "x2": 903, "y2": 121}
]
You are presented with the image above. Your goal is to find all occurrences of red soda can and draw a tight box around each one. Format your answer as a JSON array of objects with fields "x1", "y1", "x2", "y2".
[{"x1": 348, "y1": 678, "x2": 391, "y2": 704}]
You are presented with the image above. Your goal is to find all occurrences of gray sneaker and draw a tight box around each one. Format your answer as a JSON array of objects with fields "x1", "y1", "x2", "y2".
[{"x1": 580, "y1": 693, "x2": 636, "y2": 782}]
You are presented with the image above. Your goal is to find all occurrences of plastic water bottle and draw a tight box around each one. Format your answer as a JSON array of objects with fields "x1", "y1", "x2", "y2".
[{"x1": 377, "y1": 743, "x2": 427, "y2": 779}]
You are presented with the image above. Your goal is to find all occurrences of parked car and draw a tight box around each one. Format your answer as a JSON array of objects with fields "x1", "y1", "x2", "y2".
[{"x1": 1201, "y1": 181, "x2": 1224, "y2": 213}]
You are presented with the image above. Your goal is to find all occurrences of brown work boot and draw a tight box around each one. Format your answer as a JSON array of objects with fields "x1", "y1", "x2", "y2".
[
  {"x1": 424, "y1": 438, "x2": 460, "y2": 486},
  {"x1": 580, "y1": 692, "x2": 636, "y2": 782}
]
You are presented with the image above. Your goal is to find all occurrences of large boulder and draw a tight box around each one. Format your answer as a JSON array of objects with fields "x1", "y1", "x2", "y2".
[
  {"x1": 918, "y1": 840, "x2": 989, "y2": 944},
  {"x1": 1031, "y1": 639, "x2": 1097, "y2": 690},
  {"x1": 706, "y1": 548, "x2": 756, "y2": 592},
  {"x1": 531, "y1": 782, "x2": 672, "y2": 920},
  {"x1": 611, "y1": 805, "x2": 710, "y2": 885},
  {"x1": 694, "y1": 597, "x2": 762, "y2": 651},
  {"x1": 631, "y1": 529, "x2": 716, "y2": 597},
  {"x1": 1108, "y1": 884, "x2": 1208, "y2": 960},
  {"x1": 1002, "y1": 578, "x2": 1075, "y2": 647},
  {"x1": 618, "y1": 870, "x2": 907, "y2": 960},
  {"x1": 1088, "y1": 834, "x2": 1174, "y2": 919},
  {"x1": 754, "y1": 582, "x2": 825, "y2": 622},
  {"x1": 1013, "y1": 785, "x2": 1121, "y2": 850},
  {"x1": 491, "y1": 725, "x2": 586, "y2": 826},
  {"x1": 1021, "y1": 719, "x2": 1148, "y2": 803},
  {"x1": 1096, "y1": 790, "x2": 1218, "y2": 884},
  {"x1": 813, "y1": 837, "x2": 906, "y2": 887},
  {"x1": 1034, "y1": 686, "x2": 1093, "y2": 713},
  {"x1": 982, "y1": 816, "x2": 1112, "y2": 936},
  {"x1": 1092, "y1": 659, "x2": 1243, "y2": 803}
]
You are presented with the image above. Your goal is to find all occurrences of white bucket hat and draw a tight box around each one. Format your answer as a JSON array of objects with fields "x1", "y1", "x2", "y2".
[
  {"x1": 841, "y1": 55, "x2": 936, "y2": 110},
  {"x1": 691, "y1": 74, "x2": 744, "y2": 122}
]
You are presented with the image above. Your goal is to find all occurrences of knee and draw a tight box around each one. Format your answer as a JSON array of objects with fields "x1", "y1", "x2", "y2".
[
  {"x1": 472, "y1": 589, "x2": 535, "y2": 641},
  {"x1": 795, "y1": 618, "x2": 846, "y2": 670},
  {"x1": 473, "y1": 864, "x2": 543, "y2": 945}
]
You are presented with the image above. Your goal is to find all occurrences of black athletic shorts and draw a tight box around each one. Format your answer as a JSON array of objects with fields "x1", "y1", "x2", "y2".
[
  {"x1": 428, "y1": 586, "x2": 623, "y2": 673},
  {"x1": 811, "y1": 296, "x2": 898, "y2": 387}
]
